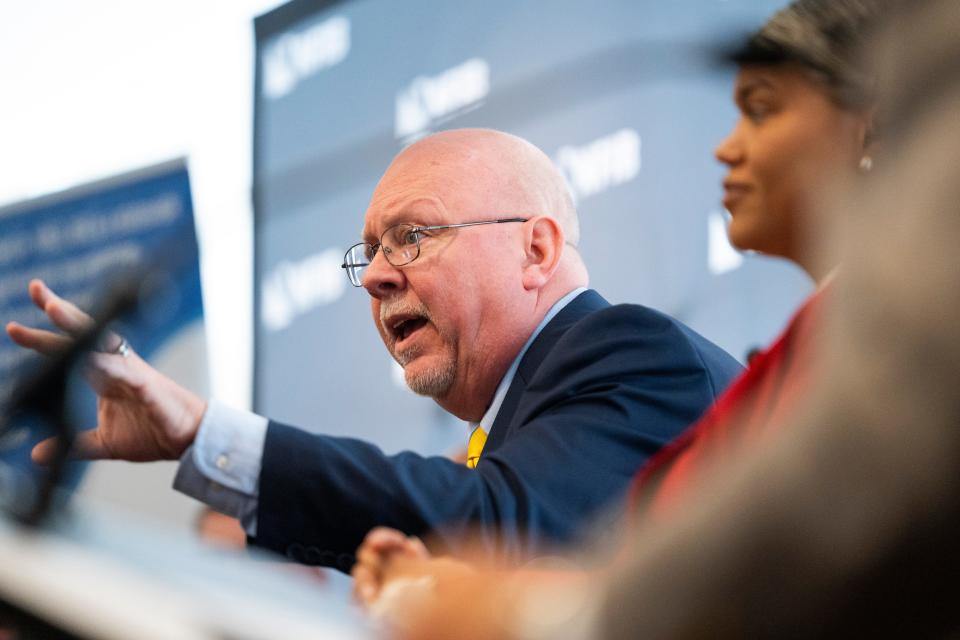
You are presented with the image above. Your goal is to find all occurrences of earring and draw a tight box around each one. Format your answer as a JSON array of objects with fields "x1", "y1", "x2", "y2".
[{"x1": 859, "y1": 155, "x2": 874, "y2": 172}]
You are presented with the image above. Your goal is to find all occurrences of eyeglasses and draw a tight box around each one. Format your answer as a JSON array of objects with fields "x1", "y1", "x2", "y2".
[{"x1": 341, "y1": 217, "x2": 528, "y2": 287}]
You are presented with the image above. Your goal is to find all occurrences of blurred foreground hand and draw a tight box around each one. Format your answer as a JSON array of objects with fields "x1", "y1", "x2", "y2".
[{"x1": 352, "y1": 526, "x2": 598, "y2": 640}]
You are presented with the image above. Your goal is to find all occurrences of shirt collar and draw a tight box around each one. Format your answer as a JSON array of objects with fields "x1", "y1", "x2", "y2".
[{"x1": 471, "y1": 287, "x2": 587, "y2": 432}]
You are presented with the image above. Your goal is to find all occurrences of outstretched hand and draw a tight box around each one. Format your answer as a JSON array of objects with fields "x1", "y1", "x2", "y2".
[{"x1": 5, "y1": 279, "x2": 206, "y2": 463}]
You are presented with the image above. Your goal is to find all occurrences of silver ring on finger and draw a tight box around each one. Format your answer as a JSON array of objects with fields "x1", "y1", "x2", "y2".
[{"x1": 112, "y1": 337, "x2": 131, "y2": 358}]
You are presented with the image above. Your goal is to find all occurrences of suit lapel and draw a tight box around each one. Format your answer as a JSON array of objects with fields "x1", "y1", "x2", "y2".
[{"x1": 485, "y1": 290, "x2": 610, "y2": 452}]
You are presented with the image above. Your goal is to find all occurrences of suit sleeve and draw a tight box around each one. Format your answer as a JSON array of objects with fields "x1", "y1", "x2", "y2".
[{"x1": 251, "y1": 305, "x2": 740, "y2": 570}]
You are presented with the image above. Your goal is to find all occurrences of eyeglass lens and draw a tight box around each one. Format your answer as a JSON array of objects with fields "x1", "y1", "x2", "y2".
[
  {"x1": 343, "y1": 243, "x2": 370, "y2": 286},
  {"x1": 343, "y1": 224, "x2": 424, "y2": 286}
]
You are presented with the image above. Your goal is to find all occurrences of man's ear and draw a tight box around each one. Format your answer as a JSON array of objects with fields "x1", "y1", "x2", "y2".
[{"x1": 521, "y1": 216, "x2": 564, "y2": 290}]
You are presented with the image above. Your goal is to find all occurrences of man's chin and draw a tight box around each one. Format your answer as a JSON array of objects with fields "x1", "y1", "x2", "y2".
[{"x1": 402, "y1": 358, "x2": 455, "y2": 398}]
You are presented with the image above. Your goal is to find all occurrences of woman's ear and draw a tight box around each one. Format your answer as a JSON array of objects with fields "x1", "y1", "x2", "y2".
[{"x1": 521, "y1": 216, "x2": 565, "y2": 290}]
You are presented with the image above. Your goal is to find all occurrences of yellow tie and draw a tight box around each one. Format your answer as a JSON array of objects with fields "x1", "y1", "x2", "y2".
[{"x1": 466, "y1": 426, "x2": 487, "y2": 469}]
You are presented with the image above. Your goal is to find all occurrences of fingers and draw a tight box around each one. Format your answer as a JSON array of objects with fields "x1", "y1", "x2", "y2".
[
  {"x1": 31, "y1": 429, "x2": 110, "y2": 465},
  {"x1": 351, "y1": 563, "x2": 379, "y2": 605},
  {"x1": 27, "y1": 279, "x2": 54, "y2": 310},
  {"x1": 5, "y1": 322, "x2": 73, "y2": 356},
  {"x1": 406, "y1": 536, "x2": 430, "y2": 559},
  {"x1": 353, "y1": 527, "x2": 430, "y2": 606},
  {"x1": 355, "y1": 541, "x2": 383, "y2": 579},
  {"x1": 353, "y1": 552, "x2": 386, "y2": 604},
  {"x1": 29, "y1": 279, "x2": 94, "y2": 336},
  {"x1": 6, "y1": 281, "x2": 96, "y2": 357},
  {"x1": 363, "y1": 526, "x2": 416, "y2": 553},
  {"x1": 30, "y1": 437, "x2": 58, "y2": 465},
  {"x1": 362, "y1": 527, "x2": 430, "y2": 559}
]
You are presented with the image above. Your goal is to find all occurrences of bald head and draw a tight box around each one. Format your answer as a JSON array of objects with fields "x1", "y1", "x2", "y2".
[{"x1": 380, "y1": 128, "x2": 582, "y2": 247}]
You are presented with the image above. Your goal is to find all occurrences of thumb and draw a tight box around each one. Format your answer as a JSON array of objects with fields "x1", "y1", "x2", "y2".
[
  {"x1": 406, "y1": 536, "x2": 430, "y2": 559},
  {"x1": 31, "y1": 429, "x2": 110, "y2": 465}
]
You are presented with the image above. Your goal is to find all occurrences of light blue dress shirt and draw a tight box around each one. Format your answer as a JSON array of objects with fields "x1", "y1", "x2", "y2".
[{"x1": 173, "y1": 287, "x2": 587, "y2": 536}]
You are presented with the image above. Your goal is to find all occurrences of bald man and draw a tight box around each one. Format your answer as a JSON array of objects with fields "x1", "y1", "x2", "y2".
[{"x1": 8, "y1": 129, "x2": 741, "y2": 571}]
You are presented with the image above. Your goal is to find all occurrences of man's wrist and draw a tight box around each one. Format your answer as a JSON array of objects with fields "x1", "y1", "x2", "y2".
[
  {"x1": 166, "y1": 374, "x2": 208, "y2": 458},
  {"x1": 188, "y1": 401, "x2": 268, "y2": 496},
  {"x1": 172, "y1": 401, "x2": 268, "y2": 535}
]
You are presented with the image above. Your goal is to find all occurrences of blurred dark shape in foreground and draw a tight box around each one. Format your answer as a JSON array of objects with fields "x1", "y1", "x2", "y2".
[{"x1": 599, "y1": 0, "x2": 960, "y2": 636}]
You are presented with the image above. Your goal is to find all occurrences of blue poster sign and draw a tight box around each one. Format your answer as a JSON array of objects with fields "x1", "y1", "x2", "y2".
[{"x1": 0, "y1": 160, "x2": 205, "y2": 498}]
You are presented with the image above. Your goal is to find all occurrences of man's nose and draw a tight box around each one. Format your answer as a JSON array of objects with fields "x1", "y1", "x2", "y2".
[{"x1": 362, "y1": 249, "x2": 406, "y2": 298}]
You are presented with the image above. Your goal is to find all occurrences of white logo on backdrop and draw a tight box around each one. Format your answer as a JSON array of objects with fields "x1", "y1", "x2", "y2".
[
  {"x1": 261, "y1": 248, "x2": 345, "y2": 332},
  {"x1": 555, "y1": 128, "x2": 642, "y2": 202},
  {"x1": 708, "y1": 209, "x2": 744, "y2": 275},
  {"x1": 395, "y1": 58, "x2": 490, "y2": 141},
  {"x1": 263, "y1": 15, "x2": 351, "y2": 100}
]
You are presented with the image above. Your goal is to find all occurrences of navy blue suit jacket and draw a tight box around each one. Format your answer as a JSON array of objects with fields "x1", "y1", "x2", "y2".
[{"x1": 251, "y1": 290, "x2": 741, "y2": 571}]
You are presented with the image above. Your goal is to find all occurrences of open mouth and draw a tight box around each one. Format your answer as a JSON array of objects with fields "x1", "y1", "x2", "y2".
[{"x1": 388, "y1": 315, "x2": 429, "y2": 344}]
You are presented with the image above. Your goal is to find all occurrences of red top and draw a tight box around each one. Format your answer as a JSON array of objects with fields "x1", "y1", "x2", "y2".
[{"x1": 631, "y1": 287, "x2": 829, "y2": 518}]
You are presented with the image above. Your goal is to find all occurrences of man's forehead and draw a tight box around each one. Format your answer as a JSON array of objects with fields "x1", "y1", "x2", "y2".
[
  {"x1": 360, "y1": 195, "x2": 448, "y2": 241},
  {"x1": 359, "y1": 138, "x2": 497, "y2": 239}
]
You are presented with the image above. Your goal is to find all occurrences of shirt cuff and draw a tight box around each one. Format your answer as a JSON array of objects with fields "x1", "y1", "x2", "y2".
[{"x1": 172, "y1": 400, "x2": 268, "y2": 536}]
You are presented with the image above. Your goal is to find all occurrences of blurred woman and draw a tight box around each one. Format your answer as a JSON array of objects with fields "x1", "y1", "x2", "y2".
[
  {"x1": 353, "y1": 0, "x2": 891, "y2": 636},
  {"x1": 634, "y1": 0, "x2": 882, "y2": 517}
]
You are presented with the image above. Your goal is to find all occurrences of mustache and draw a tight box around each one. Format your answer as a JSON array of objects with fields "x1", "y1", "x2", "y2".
[{"x1": 379, "y1": 299, "x2": 433, "y2": 336}]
